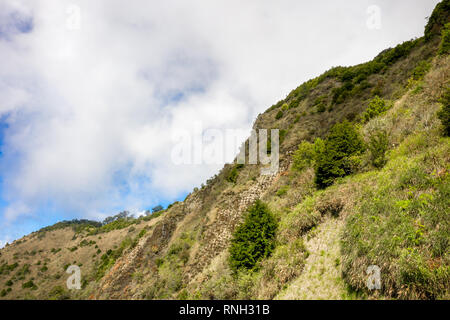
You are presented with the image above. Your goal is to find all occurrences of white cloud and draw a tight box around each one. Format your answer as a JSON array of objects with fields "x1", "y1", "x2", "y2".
[
  {"x1": 0, "y1": 0, "x2": 440, "y2": 227},
  {"x1": 0, "y1": 237, "x2": 11, "y2": 249}
]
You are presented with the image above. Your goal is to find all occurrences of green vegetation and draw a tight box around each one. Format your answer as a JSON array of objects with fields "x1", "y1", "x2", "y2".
[
  {"x1": 411, "y1": 60, "x2": 432, "y2": 80},
  {"x1": 367, "y1": 129, "x2": 389, "y2": 168},
  {"x1": 95, "y1": 233, "x2": 143, "y2": 281},
  {"x1": 37, "y1": 219, "x2": 102, "y2": 237},
  {"x1": 229, "y1": 201, "x2": 277, "y2": 272},
  {"x1": 15, "y1": 264, "x2": 31, "y2": 279},
  {"x1": 0, "y1": 262, "x2": 18, "y2": 275},
  {"x1": 226, "y1": 164, "x2": 244, "y2": 183},
  {"x1": 438, "y1": 87, "x2": 450, "y2": 136},
  {"x1": 439, "y1": 23, "x2": 450, "y2": 55},
  {"x1": 425, "y1": 0, "x2": 450, "y2": 41},
  {"x1": 276, "y1": 185, "x2": 289, "y2": 197},
  {"x1": 342, "y1": 142, "x2": 450, "y2": 299},
  {"x1": 0, "y1": 288, "x2": 11, "y2": 297},
  {"x1": 22, "y1": 280, "x2": 37, "y2": 290},
  {"x1": 144, "y1": 232, "x2": 196, "y2": 299},
  {"x1": 362, "y1": 96, "x2": 392, "y2": 123},
  {"x1": 314, "y1": 121, "x2": 365, "y2": 188},
  {"x1": 275, "y1": 110, "x2": 283, "y2": 120},
  {"x1": 49, "y1": 286, "x2": 70, "y2": 300},
  {"x1": 292, "y1": 141, "x2": 315, "y2": 172}
]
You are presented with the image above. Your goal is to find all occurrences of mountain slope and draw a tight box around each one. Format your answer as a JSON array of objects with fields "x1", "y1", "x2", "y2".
[{"x1": 1, "y1": 0, "x2": 449, "y2": 300}]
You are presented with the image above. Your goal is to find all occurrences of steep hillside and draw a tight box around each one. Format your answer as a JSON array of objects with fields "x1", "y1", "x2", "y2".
[{"x1": 1, "y1": 1, "x2": 449, "y2": 300}]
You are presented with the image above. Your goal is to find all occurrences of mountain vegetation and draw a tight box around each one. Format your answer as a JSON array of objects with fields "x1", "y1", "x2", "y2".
[{"x1": 0, "y1": 0, "x2": 449, "y2": 300}]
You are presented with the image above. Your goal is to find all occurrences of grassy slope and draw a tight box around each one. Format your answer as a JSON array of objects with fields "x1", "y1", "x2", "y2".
[
  {"x1": 277, "y1": 54, "x2": 449, "y2": 300},
  {"x1": 0, "y1": 1, "x2": 448, "y2": 300}
]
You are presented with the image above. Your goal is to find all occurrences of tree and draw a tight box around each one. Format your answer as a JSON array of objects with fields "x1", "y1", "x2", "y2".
[
  {"x1": 292, "y1": 141, "x2": 315, "y2": 172},
  {"x1": 315, "y1": 121, "x2": 365, "y2": 188},
  {"x1": 152, "y1": 205, "x2": 164, "y2": 213},
  {"x1": 275, "y1": 110, "x2": 283, "y2": 120},
  {"x1": 229, "y1": 200, "x2": 277, "y2": 272}
]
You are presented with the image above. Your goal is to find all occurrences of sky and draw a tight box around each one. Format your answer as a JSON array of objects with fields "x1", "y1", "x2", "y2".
[{"x1": 0, "y1": 0, "x2": 441, "y2": 247}]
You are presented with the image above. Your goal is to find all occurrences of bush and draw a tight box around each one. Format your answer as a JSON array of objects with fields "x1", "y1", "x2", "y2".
[
  {"x1": 275, "y1": 110, "x2": 283, "y2": 120},
  {"x1": 292, "y1": 141, "x2": 315, "y2": 172},
  {"x1": 368, "y1": 129, "x2": 389, "y2": 168},
  {"x1": 229, "y1": 201, "x2": 277, "y2": 272},
  {"x1": 22, "y1": 280, "x2": 37, "y2": 290},
  {"x1": 226, "y1": 164, "x2": 242, "y2": 183},
  {"x1": 315, "y1": 121, "x2": 365, "y2": 188},
  {"x1": 152, "y1": 205, "x2": 164, "y2": 213},
  {"x1": 438, "y1": 87, "x2": 450, "y2": 136},
  {"x1": 362, "y1": 96, "x2": 391, "y2": 123}
]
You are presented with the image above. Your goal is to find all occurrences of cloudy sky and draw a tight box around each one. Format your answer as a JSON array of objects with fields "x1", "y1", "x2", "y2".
[{"x1": 0, "y1": 0, "x2": 440, "y2": 246}]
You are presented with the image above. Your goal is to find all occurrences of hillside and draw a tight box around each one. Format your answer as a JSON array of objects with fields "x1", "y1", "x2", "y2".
[{"x1": 0, "y1": 1, "x2": 449, "y2": 300}]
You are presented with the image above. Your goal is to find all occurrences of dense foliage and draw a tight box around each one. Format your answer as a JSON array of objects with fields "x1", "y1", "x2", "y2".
[
  {"x1": 229, "y1": 201, "x2": 277, "y2": 272},
  {"x1": 362, "y1": 96, "x2": 391, "y2": 123},
  {"x1": 314, "y1": 121, "x2": 365, "y2": 188},
  {"x1": 425, "y1": 0, "x2": 450, "y2": 41}
]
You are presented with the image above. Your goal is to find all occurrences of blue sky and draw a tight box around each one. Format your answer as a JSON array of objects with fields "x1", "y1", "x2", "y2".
[{"x1": 0, "y1": 0, "x2": 441, "y2": 247}]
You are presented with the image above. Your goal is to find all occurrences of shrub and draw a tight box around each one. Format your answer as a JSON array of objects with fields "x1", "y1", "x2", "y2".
[
  {"x1": 368, "y1": 129, "x2": 389, "y2": 168},
  {"x1": 315, "y1": 121, "x2": 365, "y2": 188},
  {"x1": 22, "y1": 280, "x2": 37, "y2": 290},
  {"x1": 275, "y1": 110, "x2": 283, "y2": 120},
  {"x1": 152, "y1": 205, "x2": 164, "y2": 213},
  {"x1": 316, "y1": 102, "x2": 326, "y2": 113},
  {"x1": 438, "y1": 87, "x2": 450, "y2": 136},
  {"x1": 226, "y1": 165, "x2": 241, "y2": 183},
  {"x1": 288, "y1": 99, "x2": 299, "y2": 109},
  {"x1": 292, "y1": 141, "x2": 315, "y2": 172},
  {"x1": 362, "y1": 96, "x2": 391, "y2": 123},
  {"x1": 229, "y1": 201, "x2": 277, "y2": 272}
]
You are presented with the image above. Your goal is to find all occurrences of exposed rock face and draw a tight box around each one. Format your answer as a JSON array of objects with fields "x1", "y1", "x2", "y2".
[
  {"x1": 94, "y1": 193, "x2": 204, "y2": 299},
  {"x1": 93, "y1": 157, "x2": 290, "y2": 299},
  {"x1": 186, "y1": 171, "x2": 280, "y2": 280}
]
